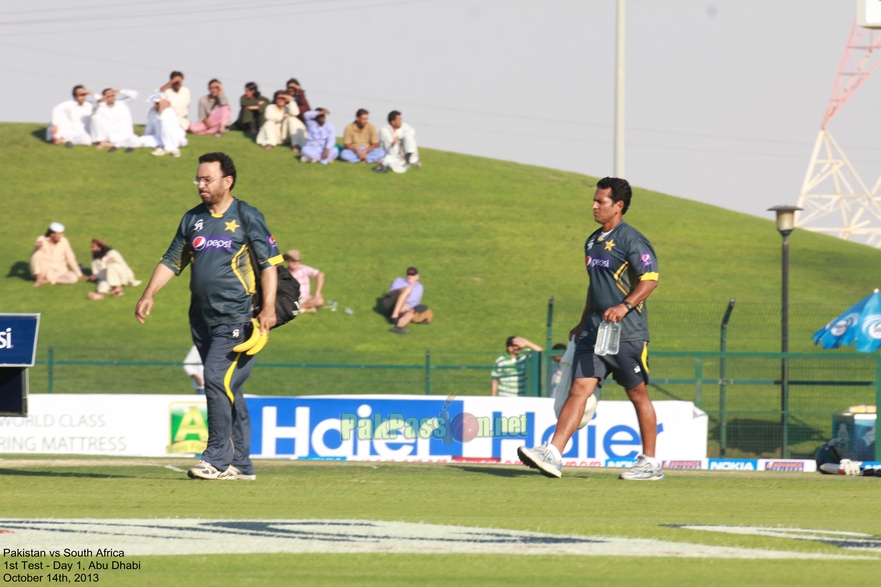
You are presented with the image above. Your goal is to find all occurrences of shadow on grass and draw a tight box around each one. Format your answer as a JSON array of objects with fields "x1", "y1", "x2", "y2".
[
  {"x1": 6, "y1": 261, "x2": 31, "y2": 282},
  {"x1": 448, "y1": 465, "x2": 537, "y2": 478},
  {"x1": 0, "y1": 469, "x2": 131, "y2": 479},
  {"x1": 30, "y1": 128, "x2": 47, "y2": 142}
]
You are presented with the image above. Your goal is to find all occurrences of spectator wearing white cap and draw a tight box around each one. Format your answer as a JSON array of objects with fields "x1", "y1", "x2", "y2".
[
  {"x1": 30, "y1": 222, "x2": 85, "y2": 287},
  {"x1": 141, "y1": 92, "x2": 189, "y2": 157},
  {"x1": 284, "y1": 249, "x2": 324, "y2": 313}
]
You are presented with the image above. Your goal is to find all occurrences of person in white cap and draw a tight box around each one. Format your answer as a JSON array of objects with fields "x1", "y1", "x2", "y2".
[
  {"x1": 141, "y1": 92, "x2": 189, "y2": 157},
  {"x1": 30, "y1": 222, "x2": 85, "y2": 287}
]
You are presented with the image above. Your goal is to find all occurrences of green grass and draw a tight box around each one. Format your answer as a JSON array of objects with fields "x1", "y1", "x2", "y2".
[
  {"x1": 4, "y1": 122, "x2": 881, "y2": 362},
  {"x1": 0, "y1": 457, "x2": 879, "y2": 585}
]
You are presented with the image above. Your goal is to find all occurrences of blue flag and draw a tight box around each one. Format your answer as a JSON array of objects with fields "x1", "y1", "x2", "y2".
[{"x1": 813, "y1": 289, "x2": 881, "y2": 352}]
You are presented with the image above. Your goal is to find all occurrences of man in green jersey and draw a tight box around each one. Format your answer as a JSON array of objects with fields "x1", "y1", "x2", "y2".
[
  {"x1": 135, "y1": 152, "x2": 283, "y2": 480},
  {"x1": 518, "y1": 177, "x2": 663, "y2": 481}
]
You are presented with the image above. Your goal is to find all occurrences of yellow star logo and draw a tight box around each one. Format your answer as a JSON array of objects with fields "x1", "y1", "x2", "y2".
[
  {"x1": 604, "y1": 238, "x2": 616, "y2": 251},
  {"x1": 225, "y1": 220, "x2": 240, "y2": 233}
]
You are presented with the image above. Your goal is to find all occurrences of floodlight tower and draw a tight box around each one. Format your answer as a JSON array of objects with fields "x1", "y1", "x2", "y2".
[{"x1": 796, "y1": 3, "x2": 881, "y2": 247}]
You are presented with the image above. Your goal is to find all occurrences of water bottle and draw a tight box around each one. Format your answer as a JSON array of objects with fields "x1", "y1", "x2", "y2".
[
  {"x1": 594, "y1": 321, "x2": 622, "y2": 356},
  {"x1": 344, "y1": 307, "x2": 353, "y2": 315},
  {"x1": 328, "y1": 300, "x2": 338, "y2": 312}
]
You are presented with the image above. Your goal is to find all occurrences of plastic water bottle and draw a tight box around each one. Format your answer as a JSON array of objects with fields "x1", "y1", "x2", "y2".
[
  {"x1": 594, "y1": 321, "x2": 621, "y2": 356},
  {"x1": 344, "y1": 307, "x2": 353, "y2": 315}
]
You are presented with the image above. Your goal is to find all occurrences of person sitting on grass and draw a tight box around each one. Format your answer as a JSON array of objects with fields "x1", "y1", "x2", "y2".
[
  {"x1": 86, "y1": 238, "x2": 141, "y2": 300},
  {"x1": 47, "y1": 85, "x2": 95, "y2": 147},
  {"x1": 30, "y1": 222, "x2": 85, "y2": 287},
  {"x1": 341, "y1": 108, "x2": 384, "y2": 164},
  {"x1": 491, "y1": 336, "x2": 544, "y2": 397},
  {"x1": 90, "y1": 88, "x2": 140, "y2": 151},
  {"x1": 301, "y1": 109, "x2": 339, "y2": 164},
  {"x1": 284, "y1": 249, "x2": 325, "y2": 313},
  {"x1": 257, "y1": 91, "x2": 307, "y2": 151},
  {"x1": 189, "y1": 79, "x2": 232, "y2": 137},
  {"x1": 234, "y1": 82, "x2": 267, "y2": 135},
  {"x1": 384, "y1": 267, "x2": 423, "y2": 334},
  {"x1": 142, "y1": 93, "x2": 188, "y2": 157}
]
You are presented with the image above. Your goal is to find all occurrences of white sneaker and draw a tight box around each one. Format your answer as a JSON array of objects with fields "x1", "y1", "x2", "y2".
[
  {"x1": 170, "y1": 148, "x2": 181, "y2": 158},
  {"x1": 300, "y1": 156, "x2": 313, "y2": 163},
  {"x1": 517, "y1": 445, "x2": 562, "y2": 478},
  {"x1": 619, "y1": 454, "x2": 664, "y2": 481},
  {"x1": 218, "y1": 465, "x2": 256, "y2": 481},
  {"x1": 150, "y1": 148, "x2": 167, "y2": 157},
  {"x1": 187, "y1": 459, "x2": 222, "y2": 480}
]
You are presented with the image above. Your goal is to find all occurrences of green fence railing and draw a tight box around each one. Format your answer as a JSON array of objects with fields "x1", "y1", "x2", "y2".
[{"x1": 32, "y1": 347, "x2": 542, "y2": 399}]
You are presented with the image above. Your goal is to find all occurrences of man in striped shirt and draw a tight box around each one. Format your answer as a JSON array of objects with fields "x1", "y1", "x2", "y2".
[{"x1": 491, "y1": 336, "x2": 544, "y2": 397}]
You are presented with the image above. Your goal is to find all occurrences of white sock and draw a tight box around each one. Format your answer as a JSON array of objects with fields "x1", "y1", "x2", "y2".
[
  {"x1": 547, "y1": 444, "x2": 562, "y2": 461},
  {"x1": 643, "y1": 454, "x2": 661, "y2": 467}
]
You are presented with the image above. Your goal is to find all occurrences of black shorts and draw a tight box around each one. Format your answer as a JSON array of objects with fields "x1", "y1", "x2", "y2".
[{"x1": 573, "y1": 332, "x2": 649, "y2": 390}]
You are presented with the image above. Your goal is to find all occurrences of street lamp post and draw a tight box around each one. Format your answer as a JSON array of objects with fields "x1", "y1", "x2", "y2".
[{"x1": 768, "y1": 205, "x2": 801, "y2": 459}]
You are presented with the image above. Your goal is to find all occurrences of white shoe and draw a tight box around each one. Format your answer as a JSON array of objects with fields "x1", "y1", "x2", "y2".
[
  {"x1": 187, "y1": 459, "x2": 222, "y2": 480},
  {"x1": 131, "y1": 280, "x2": 142, "y2": 287},
  {"x1": 170, "y1": 148, "x2": 181, "y2": 158},
  {"x1": 619, "y1": 454, "x2": 664, "y2": 481},
  {"x1": 218, "y1": 465, "x2": 256, "y2": 481},
  {"x1": 300, "y1": 156, "x2": 312, "y2": 163},
  {"x1": 517, "y1": 445, "x2": 562, "y2": 479},
  {"x1": 150, "y1": 148, "x2": 166, "y2": 157}
]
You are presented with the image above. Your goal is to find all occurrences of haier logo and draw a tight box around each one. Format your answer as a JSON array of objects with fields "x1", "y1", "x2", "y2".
[
  {"x1": 708, "y1": 459, "x2": 757, "y2": 470},
  {"x1": 193, "y1": 236, "x2": 233, "y2": 251},
  {"x1": 0, "y1": 328, "x2": 11, "y2": 349}
]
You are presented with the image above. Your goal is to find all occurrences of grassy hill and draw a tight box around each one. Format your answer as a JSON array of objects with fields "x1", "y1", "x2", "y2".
[{"x1": 3, "y1": 122, "x2": 881, "y2": 395}]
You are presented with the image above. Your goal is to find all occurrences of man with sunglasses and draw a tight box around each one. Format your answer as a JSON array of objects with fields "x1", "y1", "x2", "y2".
[{"x1": 135, "y1": 152, "x2": 284, "y2": 481}]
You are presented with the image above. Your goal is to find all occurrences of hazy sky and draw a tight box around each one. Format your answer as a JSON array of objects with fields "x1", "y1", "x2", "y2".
[{"x1": 2, "y1": 0, "x2": 878, "y2": 223}]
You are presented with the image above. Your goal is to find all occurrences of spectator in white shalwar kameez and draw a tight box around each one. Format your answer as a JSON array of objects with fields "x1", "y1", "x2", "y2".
[
  {"x1": 142, "y1": 93, "x2": 188, "y2": 157},
  {"x1": 90, "y1": 88, "x2": 141, "y2": 151},
  {"x1": 257, "y1": 91, "x2": 307, "y2": 151},
  {"x1": 86, "y1": 239, "x2": 141, "y2": 300},
  {"x1": 47, "y1": 85, "x2": 96, "y2": 147},
  {"x1": 301, "y1": 109, "x2": 339, "y2": 164},
  {"x1": 375, "y1": 110, "x2": 421, "y2": 174}
]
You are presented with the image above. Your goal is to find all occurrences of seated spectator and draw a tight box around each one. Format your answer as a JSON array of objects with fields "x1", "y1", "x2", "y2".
[
  {"x1": 46, "y1": 85, "x2": 95, "y2": 147},
  {"x1": 284, "y1": 249, "x2": 325, "y2": 313},
  {"x1": 341, "y1": 109, "x2": 385, "y2": 164},
  {"x1": 234, "y1": 82, "x2": 267, "y2": 135},
  {"x1": 286, "y1": 78, "x2": 311, "y2": 124},
  {"x1": 491, "y1": 337, "x2": 545, "y2": 397},
  {"x1": 257, "y1": 91, "x2": 307, "y2": 151},
  {"x1": 86, "y1": 238, "x2": 141, "y2": 300},
  {"x1": 189, "y1": 79, "x2": 232, "y2": 136},
  {"x1": 90, "y1": 88, "x2": 140, "y2": 151},
  {"x1": 301, "y1": 108, "x2": 339, "y2": 164},
  {"x1": 159, "y1": 71, "x2": 191, "y2": 131},
  {"x1": 30, "y1": 222, "x2": 85, "y2": 287},
  {"x1": 183, "y1": 345, "x2": 205, "y2": 394},
  {"x1": 375, "y1": 110, "x2": 421, "y2": 173},
  {"x1": 142, "y1": 92, "x2": 188, "y2": 157},
  {"x1": 383, "y1": 267, "x2": 424, "y2": 334}
]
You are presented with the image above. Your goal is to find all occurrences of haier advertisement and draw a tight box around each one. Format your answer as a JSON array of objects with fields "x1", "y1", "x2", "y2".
[{"x1": 0, "y1": 395, "x2": 708, "y2": 465}]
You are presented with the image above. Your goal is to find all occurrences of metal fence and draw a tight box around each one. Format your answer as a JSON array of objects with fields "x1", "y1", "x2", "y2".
[{"x1": 32, "y1": 347, "x2": 542, "y2": 399}]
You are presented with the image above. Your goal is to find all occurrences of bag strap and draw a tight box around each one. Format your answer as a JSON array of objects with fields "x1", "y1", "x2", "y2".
[{"x1": 237, "y1": 199, "x2": 264, "y2": 303}]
